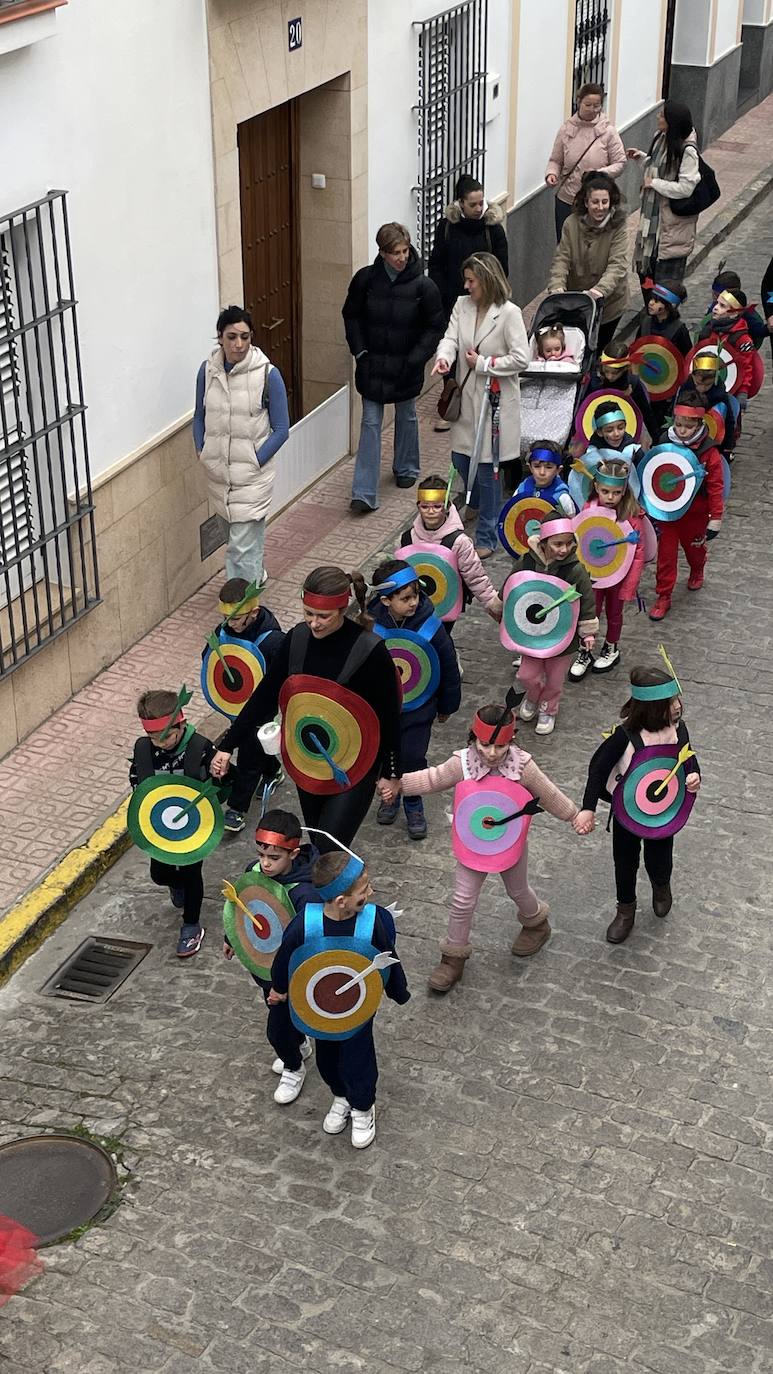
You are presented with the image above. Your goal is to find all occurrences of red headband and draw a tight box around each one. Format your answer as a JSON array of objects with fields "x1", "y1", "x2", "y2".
[
  {"x1": 472, "y1": 712, "x2": 515, "y2": 745},
  {"x1": 302, "y1": 589, "x2": 350, "y2": 610},
  {"x1": 674, "y1": 404, "x2": 704, "y2": 418},
  {"x1": 140, "y1": 711, "x2": 185, "y2": 733},
  {"x1": 254, "y1": 828, "x2": 301, "y2": 851},
  {"x1": 540, "y1": 517, "x2": 575, "y2": 539}
]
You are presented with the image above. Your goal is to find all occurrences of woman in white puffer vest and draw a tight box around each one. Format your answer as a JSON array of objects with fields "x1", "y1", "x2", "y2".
[{"x1": 193, "y1": 306, "x2": 290, "y2": 585}]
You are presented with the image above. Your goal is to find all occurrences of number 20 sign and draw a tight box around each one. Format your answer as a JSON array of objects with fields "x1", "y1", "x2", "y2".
[{"x1": 288, "y1": 17, "x2": 302, "y2": 51}]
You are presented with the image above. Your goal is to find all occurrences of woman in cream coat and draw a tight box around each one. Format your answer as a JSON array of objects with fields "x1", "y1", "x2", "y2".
[{"x1": 432, "y1": 253, "x2": 529, "y2": 556}]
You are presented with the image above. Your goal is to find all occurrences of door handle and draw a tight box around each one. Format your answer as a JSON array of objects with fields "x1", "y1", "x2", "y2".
[{"x1": 262, "y1": 317, "x2": 285, "y2": 331}]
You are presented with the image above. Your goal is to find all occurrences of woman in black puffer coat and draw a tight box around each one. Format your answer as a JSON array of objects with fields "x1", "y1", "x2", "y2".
[
  {"x1": 343, "y1": 222, "x2": 444, "y2": 514},
  {"x1": 428, "y1": 175, "x2": 510, "y2": 321}
]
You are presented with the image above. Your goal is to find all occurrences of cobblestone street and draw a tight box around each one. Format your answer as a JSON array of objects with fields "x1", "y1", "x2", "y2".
[{"x1": 1, "y1": 199, "x2": 773, "y2": 1373}]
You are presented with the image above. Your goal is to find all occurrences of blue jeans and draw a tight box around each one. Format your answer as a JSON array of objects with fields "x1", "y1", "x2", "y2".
[
  {"x1": 452, "y1": 452, "x2": 501, "y2": 551},
  {"x1": 226, "y1": 518, "x2": 266, "y2": 584},
  {"x1": 351, "y1": 398, "x2": 420, "y2": 509}
]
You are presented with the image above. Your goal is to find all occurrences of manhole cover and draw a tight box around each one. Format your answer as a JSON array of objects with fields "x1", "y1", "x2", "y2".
[{"x1": 0, "y1": 1134, "x2": 117, "y2": 1244}]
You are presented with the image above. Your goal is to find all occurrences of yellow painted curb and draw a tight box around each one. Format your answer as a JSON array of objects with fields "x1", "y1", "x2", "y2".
[{"x1": 0, "y1": 800, "x2": 131, "y2": 983}]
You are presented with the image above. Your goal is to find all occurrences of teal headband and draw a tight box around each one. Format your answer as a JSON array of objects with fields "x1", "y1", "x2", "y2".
[
  {"x1": 317, "y1": 854, "x2": 365, "y2": 900},
  {"x1": 630, "y1": 679, "x2": 679, "y2": 701},
  {"x1": 594, "y1": 470, "x2": 628, "y2": 488},
  {"x1": 594, "y1": 409, "x2": 626, "y2": 430}
]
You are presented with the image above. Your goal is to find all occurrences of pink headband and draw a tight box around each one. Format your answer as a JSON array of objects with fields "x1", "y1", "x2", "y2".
[{"x1": 540, "y1": 518, "x2": 575, "y2": 539}]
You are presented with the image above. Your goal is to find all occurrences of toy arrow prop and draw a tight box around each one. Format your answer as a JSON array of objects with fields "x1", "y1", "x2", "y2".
[
  {"x1": 658, "y1": 642, "x2": 682, "y2": 694},
  {"x1": 172, "y1": 777, "x2": 221, "y2": 824},
  {"x1": 229, "y1": 580, "x2": 260, "y2": 616},
  {"x1": 481, "y1": 798, "x2": 544, "y2": 828},
  {"x1": 588, "y1": 532, "x2": 641, "y2": 557},
  {"x1": 308, "y1": 731, "x2": 350, "y2": 788},
  {"x1": 659, "y1": 470, "x2": 699, "y2": 493},
  {"x1": 334, "y1": 950, "x2": 400, "y2": 995},
  {"x1": 222, "y1": 879, "x2": 255, "y2": 921},
  {"x1": 157, "y1": 684, "x2": 194, "y2": 742},
  {"x1": 533, "y1": 586, "x2": 581, "y2": 621},
  {"x1": 571, "y1": 459, "x2": 596, "y2": 481},
  {"x1": 444, "y1": 462, "x2": 455, "y2": 509},
  {"x1": 206, "y1": 633, "x2": 238, "y2": 688},
  {"x1": 653, "y1": 743, "x2": 695, "y2": 796}
]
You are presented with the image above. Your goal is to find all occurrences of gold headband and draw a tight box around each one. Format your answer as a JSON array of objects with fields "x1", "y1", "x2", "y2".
[
  {"x1": 717, "y1": 290, "x2": 742, "y2": 311},
  {"x1": 693, "y1": 355, "x2": 720, "y2": 372},
  {"x1": 417, "y1": 488, "x2": 447, "y2": 503}
]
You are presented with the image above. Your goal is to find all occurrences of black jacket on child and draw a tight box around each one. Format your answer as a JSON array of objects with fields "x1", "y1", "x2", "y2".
[
  {"x1": 342, "y1": 248, "x2": 445, "y2": 405},
  {"x1": 582, "y1": 722, "x2": 700, "y2": 812},
  {"x1": 129, "y1": 726, "x2": 216, "y2": 789},
  {"x1": 245, "y1": 842, "x2": 321, "y2": 917},
  {"x1": 637, "y1": 314, "x2": 693, "y2": 357},
  {"x1": 369, "y1": 588, "x2": 462, "y2": 730}
]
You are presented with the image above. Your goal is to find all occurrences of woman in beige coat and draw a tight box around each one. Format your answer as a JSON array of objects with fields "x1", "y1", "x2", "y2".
[
  {"x1": 547, "y1": 172, "x2": 629, "y2": 351},
  {"x1": 432, "y1": 254, "x2": 529, "y2": 557},
  {"x1": 545, "y1": 83, "x2": 626, "y2": 242}
]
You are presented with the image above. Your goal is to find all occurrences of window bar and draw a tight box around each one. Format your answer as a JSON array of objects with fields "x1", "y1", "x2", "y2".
[
  {"x1": 0, "y1": 232, "x2": 32, "y2": 663},
  {"x1": 60, "y1": 192, "x2": 98, "y2": 603},
  {"x1": 45, "y1": 197, "x2": 86, "y2": 611},
  {"x1": 6, "y1": 214, "x2": 44, "y2": 657},
  {"x1": 20, "y1": 207, "x2": 62, "y2": 636}
]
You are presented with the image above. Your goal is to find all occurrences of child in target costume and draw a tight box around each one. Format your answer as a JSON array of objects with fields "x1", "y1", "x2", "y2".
[
  {"x1": 269, "y1": 850, "x2": 409, "y2": 1150},
  {"x1": 648, "y1": 394, "x2": 724, "y2": 622},
  {"x1": 397, "y1": 474, "x2": 504, "y2": 630},
  {"x1": 130, "y1": 688, "x2": 217, "y2": 958},
  {"x1": 378, "y1": 702, "x2": 580, "y2": 994}
]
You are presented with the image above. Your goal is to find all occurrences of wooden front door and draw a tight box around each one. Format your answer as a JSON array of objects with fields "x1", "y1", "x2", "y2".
[{"x1": 238, "y1": 102, "x2": 302, "y2": 424}]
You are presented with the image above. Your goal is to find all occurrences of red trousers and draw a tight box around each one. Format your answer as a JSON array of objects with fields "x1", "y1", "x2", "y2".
[
  {"x1": 655, "y1": 501, "x2": 708, "y2": 599},
  {"x1": 595, "y1": 585, "x2": 624, "y2": 644}
]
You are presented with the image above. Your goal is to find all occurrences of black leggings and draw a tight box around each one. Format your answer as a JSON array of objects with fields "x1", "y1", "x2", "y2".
[
  {"x1": 296, "y1": 767, "x2": 379, "y2": 851},
  {"x1": 612, "y1": 818, "x2": 673, "y2": 905},
  {"x1": 149, "y1": 859, "x2": 203, "y2": 923}
]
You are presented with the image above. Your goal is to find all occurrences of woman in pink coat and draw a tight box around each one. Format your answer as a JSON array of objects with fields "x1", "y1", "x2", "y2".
[{"x1": 545, "y1": 83, "x2": 626, "y2": 243}]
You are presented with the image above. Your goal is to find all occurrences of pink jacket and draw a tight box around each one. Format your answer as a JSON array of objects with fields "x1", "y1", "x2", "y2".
[
  {"x1": 582, "y1": 502, "x2": 646, "y2": 602},
  {"x1": 407, "y1": 505, "x2": 501, "y2": 612},
  {"x1": 546, "y1": 113, "x2": 626, "y2": 205},
  {"x1": 401, "y1": 745, "x2": 578, "y2": 822}
]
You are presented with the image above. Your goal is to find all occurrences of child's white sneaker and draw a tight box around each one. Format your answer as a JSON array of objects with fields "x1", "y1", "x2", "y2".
[
  {"x1": 322, "y1": 1096, "x2": 351, "y2": 1134},
  {"x1": 350, "y1": 1104, "x2": 376, "y2": 1149},
  {"x1": 535, "y1": 710, "x2": 556, "y2": 735},
  {"x1": 518, "y1": 697, "x2": 538, "y2": 722},
  {"x1": 273, "y1": 1063, "x2": 306, "y2": 1105},
  {"x1": 272, "y1": 1036, "x2": 312, "y2": 1075}
]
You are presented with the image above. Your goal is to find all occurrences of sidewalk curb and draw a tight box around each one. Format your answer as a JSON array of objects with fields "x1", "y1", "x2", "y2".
[{"x1": 0, "y1": 801, "x2": 130, "y2": 986}]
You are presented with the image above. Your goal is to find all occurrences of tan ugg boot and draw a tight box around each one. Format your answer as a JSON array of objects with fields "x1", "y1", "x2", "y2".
[
  {"x1": 511, "y1": 902, "x2": 551, "y2": 957},
  {"x1": 606, "y1": 901, "x2": 636, "y2": 944},
  {"x1": 427, "y1": 942, "x2": 472, "y2": 994}
]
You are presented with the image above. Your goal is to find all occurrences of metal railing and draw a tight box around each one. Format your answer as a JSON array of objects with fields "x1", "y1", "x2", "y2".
[
  {"x1": 572, "y1": 0, "x2": 610, "y2": 101},
  {"x1": 0, "y1": 190, "x2": 99, "y2": 676},
  {"x1": 413, "y1": 0, "x2": 488, "y2": 262}
]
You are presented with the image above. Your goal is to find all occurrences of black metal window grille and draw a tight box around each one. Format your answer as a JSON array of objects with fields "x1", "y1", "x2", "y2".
[
  {"x1": 573, "y1": 0, "x2": 610, "y2": 101},
  {"x1": 414, "y1": 0, "x2": 488, "y2": 262},
  {"x1": 661, "y1": 0, "x2": 678, "y2": 99},
  {"x1": 0, "y1": 190, "x2": 99, "y2": 677}
]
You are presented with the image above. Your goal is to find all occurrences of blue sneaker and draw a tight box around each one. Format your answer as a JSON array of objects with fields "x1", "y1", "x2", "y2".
[
  {"x1": 376, "y1": 798, "x2": 400, "y2": 826},
  {"x1": 404, "y1": 800, "x2": 427, "y2": 841},
  {"x1": 176, "y1": 924, "x2": 205, "y2": 959},
  {"x1": 223, "y1": 809, "x2": 246, "y2": 833},
  {"x1": 170, "y1": 887, "x2": 185, "y2": 909}
]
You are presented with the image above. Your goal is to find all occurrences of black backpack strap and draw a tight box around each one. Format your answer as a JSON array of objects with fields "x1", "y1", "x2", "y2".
[
  {"x1": 183, "y1": 732, "x2": 208, "y2": 781},
  {"x1": 676, "y1": 720, "x2": 690, "y2": 750},
  {"x1": 288, "y1": 623, "x2": 312, "y2": 677},
  {"x1": 131, "y1": 737, "x2": 155, "y2": 784},
  {"x1": 622, "y1": 726, "x2": 645, "y2": 754},
  {"x1": 400, "y1": 527, "x2": 413, "y2": 547},
  {"x1": 338, "y1": 630, "x2": 380, "y2": 686},
  {"x1": 440, "y1": 530, "x2": 464, "y2": 549}
]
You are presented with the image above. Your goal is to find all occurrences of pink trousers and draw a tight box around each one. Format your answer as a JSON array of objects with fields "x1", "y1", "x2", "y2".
[
  {"x1": 517, "y1": 651, "x2": 573, "y2": 715},
  {"x1": 446, "y1": 854, "x2": 541, "y2": 948}
]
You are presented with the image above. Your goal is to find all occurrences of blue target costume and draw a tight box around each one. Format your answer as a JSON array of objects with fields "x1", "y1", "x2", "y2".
[
  {"x1": 271, "y1": 898, "x2": 409, "y2": 1110},
  {"x1": 369, "y1": 571, "x2": 461, "y2": 835}
]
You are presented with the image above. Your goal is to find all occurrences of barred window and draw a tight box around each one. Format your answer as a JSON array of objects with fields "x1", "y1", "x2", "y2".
[
  {"x1": 0, "y1": 191, "x2": 99, "y2": 676},
  {"x1": 573, "y1": 0, "x2": 610, "y2": 101}
]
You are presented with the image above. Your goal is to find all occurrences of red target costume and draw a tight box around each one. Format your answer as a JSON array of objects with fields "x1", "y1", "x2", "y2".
[
  {"x1": 400, "y1": 709, "x2": 578, "y2": 993},
  {"x1": 651, "y1": 410, "x2": 724, "y2": 618}
]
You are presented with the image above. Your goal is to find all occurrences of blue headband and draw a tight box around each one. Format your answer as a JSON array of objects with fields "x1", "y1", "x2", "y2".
[
  {"x1": 374, "y1": 567, "x2": 419, "y2": 594},
  {"x1": 651, "y1": 283, "x2": 681, "y2": 307},
  {"x1": 529, "y1": 447, "x2": 560, "y2": 466},
  {"x1": 630, "y1": 679, "x2": 679, "y2": 701},
  {"x1": 594, "y1": 409, "x2": 626, "y2": 430},
  {"x1": 316, "y1": 854, "x2": 365, "y2": 900}
]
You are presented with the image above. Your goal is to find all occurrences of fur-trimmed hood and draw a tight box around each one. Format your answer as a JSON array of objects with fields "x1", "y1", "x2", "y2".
[{"x1": 444, "y1": 200, "x2": 505, "y2": 227}]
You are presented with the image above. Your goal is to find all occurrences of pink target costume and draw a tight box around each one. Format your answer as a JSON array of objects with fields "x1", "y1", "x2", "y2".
[{"x1": 400, "y1": 706, "x2": 578, "y2": 977}]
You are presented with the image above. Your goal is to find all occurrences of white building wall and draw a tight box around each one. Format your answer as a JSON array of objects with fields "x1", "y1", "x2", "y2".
[
  {"x1": 614, "y1": 0, "x2": 664, "y2": 128},
  {"x1": 0, "y1": 0, "x2": 218, "y2": 479},
  {"x1": 367, "y1": 0, "x2": 511, "y2": 250},
  {"x1": 513, "y1": 0, "x2": 572, "y2": 203},
  {"x1": 673, "y1": 0, "x2": 712, "y2": 64},
  {"x1": 714, "y1": 0, "x2": 743, "y2": 56}
]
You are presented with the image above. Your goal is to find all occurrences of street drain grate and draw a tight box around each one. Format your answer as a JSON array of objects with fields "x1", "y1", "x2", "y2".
[
  {"x1": 41, "y1": 936, "x2": 151, "y2": 1003},
  {"x1": 0, "y1": 1134, "x2": 117, "y2": 1244}
]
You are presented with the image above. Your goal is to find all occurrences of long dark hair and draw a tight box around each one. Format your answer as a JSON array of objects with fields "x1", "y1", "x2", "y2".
[
  {"x1": 620, "y1": 666, "x2": 679, "y2": 733},
  {"x1": 651, "y1": 100, "x2": 693, "y2": 177}
]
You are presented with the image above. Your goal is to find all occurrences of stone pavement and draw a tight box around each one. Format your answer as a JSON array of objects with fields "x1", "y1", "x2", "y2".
[
  {"x1": 1, "y1": 194, "x2": 773, "y2": 1373},
  {"x1": 2, "y1": 91, "x2": 773, "y2": 922}
]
